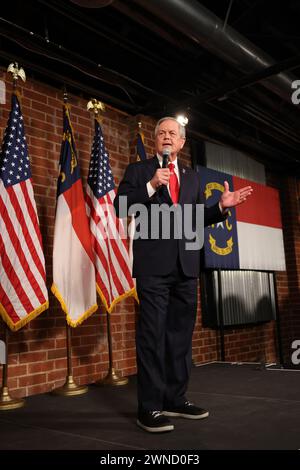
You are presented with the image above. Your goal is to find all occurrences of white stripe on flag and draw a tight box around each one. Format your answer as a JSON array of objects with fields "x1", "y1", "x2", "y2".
[
  {"x1": 237, "y1": 221, "x2": 286, "y2": 271},
  {"x1": 104, "y1": 192, "x2": 132, "y2": 282},
  {"x1": 0, "y1": 246, "x2": 32, "y2": 320},
  {"x1": 86, "y1": 185, "x2": 133, "y2": 306},
  {"x1": 88, "y1": 212, "x2": 119, "y2": 301},
  {"x1": 53, "y1": 194, "x2": 97, "y2": 322},
  {"x1": 94, "y1": 191, "x2": 131, "y2": 289},
  {"x1": 0, "y1": 214, "x2": 43, "y2": 315},
  {"x1": 86, "y1": 191, "x2": 122, "y2": 300},
  {"x1": 25, "y1": 181, "x2": 45, "y2": 252},
  {"x1": 7, "y1": 184, "x2": 47, "y2": 298}
]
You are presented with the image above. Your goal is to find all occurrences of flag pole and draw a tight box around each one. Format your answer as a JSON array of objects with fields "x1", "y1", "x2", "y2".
[
  {"x1": 52, "y1": 89, "x2": 88, "y2": 396},
  {"x1": 87, "y1": 99, "x2": 128, "y2": 386},
  {"x1": 0, "y1": 325, "x2": 25, "y2": 410},
  {"x1": 52, "y1": 323, "x2": 88, "y2": 396},
  {"x1": 0, "y1": 63, "x2": 27, "y2": 410},
  {"x1": 96, "y1": 311, "x2": 128, "y2": 386}
]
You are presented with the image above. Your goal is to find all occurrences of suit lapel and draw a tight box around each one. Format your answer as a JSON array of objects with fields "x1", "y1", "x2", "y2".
[
  {"x1": 146, "y1": 155, "x2": 160, "y2": 175},
  {"x1": 178, "y1": 160, "x2": 187, "y2": 204}
]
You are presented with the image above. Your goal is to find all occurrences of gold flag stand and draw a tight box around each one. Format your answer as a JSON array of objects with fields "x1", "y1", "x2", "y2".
[
  {"x1": 95, "y1": 312, "x2": 128, "y2": 386},
  {"x1": 0, "y1": 326, "x2": 25, "y2": 410},
  {"x1": 52, "y1": 324, "x2": 88, "y2": 396}
]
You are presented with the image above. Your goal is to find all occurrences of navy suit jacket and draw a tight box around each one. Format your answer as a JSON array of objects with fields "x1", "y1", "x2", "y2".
[{"x1": 114, "y1": 156, "x2": 226, "y2": 277}]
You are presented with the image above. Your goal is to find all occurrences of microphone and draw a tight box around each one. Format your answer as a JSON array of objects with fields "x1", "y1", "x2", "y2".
[
  {"x1": 158, "y1": 147, "x2": 171, "y2": 197},
  {"x1": 162, "y1": 147, "x2": 171, "y2": 168}
]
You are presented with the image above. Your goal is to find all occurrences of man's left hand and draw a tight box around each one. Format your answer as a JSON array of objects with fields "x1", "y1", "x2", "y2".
[{"x1": 220, "y1": 180, "x2": 253, "y2": 210}]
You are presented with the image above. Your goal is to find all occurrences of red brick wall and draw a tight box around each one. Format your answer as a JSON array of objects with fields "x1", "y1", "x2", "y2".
[
  {"x1": 0, "y1": 71, "x2": 138, "y2": 397},
  {"x1": 270, "y1": 174, "x2": 300, "y2": 363},
  {"x1": 0, "y1": 71, "x2": 294, "y2": 398}
]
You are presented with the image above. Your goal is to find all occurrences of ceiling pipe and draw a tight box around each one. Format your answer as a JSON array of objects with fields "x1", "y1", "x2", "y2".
[{"x1": 133, "y1": 0, "x2": 297, "y2": 104}]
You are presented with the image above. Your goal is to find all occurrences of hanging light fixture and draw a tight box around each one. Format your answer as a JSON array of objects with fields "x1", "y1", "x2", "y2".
[{"x1": 70, "y1": 0, "x2": 114, "y2": 8}]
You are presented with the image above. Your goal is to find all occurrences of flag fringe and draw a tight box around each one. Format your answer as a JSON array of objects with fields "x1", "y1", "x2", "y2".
[
  {"x1": 96, "y1": 284, "x2": 139, "y2": 314},
  {"x1": 51, "y1": 283, "x2": 98, "y2": 328},
  {"x1": 0, "y1": 301, "x2": 49, "y2": 332}
]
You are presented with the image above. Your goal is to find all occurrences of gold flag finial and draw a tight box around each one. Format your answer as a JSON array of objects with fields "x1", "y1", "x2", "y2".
[
  {"x1": 7, "y1": 62, "x2": 26, "y2": 84},
  {"x1": 87, "y1": 98, "x2": 105, "y2": 116},
  {"x1": 63, "y1": 85, "x2": 68, "y2": 104}
]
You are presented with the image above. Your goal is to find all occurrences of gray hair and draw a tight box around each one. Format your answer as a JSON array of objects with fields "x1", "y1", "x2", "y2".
[{"x1": 154, "y1": 116, "x2": 186, "y2": 139}]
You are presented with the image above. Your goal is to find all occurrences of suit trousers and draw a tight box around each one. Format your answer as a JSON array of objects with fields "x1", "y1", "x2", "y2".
[{"x1": 136, "y1": 259, "x2": 198, "y2": 411}]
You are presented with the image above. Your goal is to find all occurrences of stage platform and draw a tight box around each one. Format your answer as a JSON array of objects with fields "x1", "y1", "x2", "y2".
[{"x1": 0, "y1": 362, "x2": 299, "y2": 450}]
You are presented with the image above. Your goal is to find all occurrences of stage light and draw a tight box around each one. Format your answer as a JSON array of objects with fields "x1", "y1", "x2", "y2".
[{"x1": 176, "y1": 115, "x2": 189, "y2": 127}]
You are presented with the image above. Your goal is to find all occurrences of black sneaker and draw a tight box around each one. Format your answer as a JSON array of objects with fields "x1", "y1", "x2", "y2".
[
  {"x1": 137, "y1": 410, "x2": 174, "y2": 433},
  {"x1": 163, "y1": 401, "x2": 209, "y2": 420}
]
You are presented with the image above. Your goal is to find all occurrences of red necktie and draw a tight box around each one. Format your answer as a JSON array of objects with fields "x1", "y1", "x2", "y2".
[{"x1": 168, "y1": 162, "x2": 179, "y2": 204}]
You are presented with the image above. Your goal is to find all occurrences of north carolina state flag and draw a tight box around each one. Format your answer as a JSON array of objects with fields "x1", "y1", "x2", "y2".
[
  {"x1": 51, "y1": 105, "x2": 98, "y2": 326},
  {"x1": 198, "y1": 166, "x2": 286, "y2": 271}
]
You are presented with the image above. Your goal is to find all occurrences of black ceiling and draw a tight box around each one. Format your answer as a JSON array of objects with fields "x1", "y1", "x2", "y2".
[{"x1": 1, "y1": 0, "x2": 300, "y2": 175}]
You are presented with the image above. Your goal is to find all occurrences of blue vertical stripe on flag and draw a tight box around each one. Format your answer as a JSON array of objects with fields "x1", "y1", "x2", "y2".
[
  {"x1": 137, "y1": 132, "x2": 147, "y2": 161},
  {"x1": 57, "y1": 105, "x2": 81, "y2": 196}
]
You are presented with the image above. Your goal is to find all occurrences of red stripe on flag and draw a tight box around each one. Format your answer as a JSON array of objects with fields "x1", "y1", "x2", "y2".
[
  {"x1": 86, "y1": 192, "x2": 114, "y2": 304},
  {"x1": 87, "y1": 190, "x2": 131, "y2": 297},
  {"x1": 86, "y1": 192, "x2": 100, "y2": 225},
  {"x1": 233, "y1": 176, "x2": 282, "y2": 229},
  {"x1": 0, "y1": 232, "x2": 34, "y2": 314},
  {"x1": 0, "y1": 197, "x2": 46, "y2": 305},
  {"x1": 22, "y1": 180, "x2": 45, "y2": 258},
  {"x1": 92, "y1": 234, "x2": 113, "y2": 302},
  {"x1": 104, "y1": 193, "x2": 134, "y2": 288},
  {"x1": 107, "y1": 191, "x2": 128, "y2": 251},
  {"x1": 0, "y1": 283, "x2": 20, "y2": 323},
  {"x1": 8, "y1": 183, "x2": 46, "y2": 280},
  {"x1": 95, "y1": 271, "x2": 111, "y2": 305},
  {"x1": 90, "y1": 215, "x2": 116, "y2": 300},
  {"x1": 107, "y1": 231, "x2": 134, "y2": 289},
  {"x1": 102, "y1": 230, "x2": 127, "y2": 297},
  {"x1": 63, "y1": 179, "x2": 95, "y2": 264},
  {"x1": 97, "y1": 194, "x2": 133, "y2": 294}
]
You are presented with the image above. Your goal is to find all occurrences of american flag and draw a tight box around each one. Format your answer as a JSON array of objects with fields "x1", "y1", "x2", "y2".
[
  {"x1": 0, "y1": 93, "x2": 48, "y2": 331},
  {"x1": 85, "y1": 119, "x2": 137, "y2": 312},
  {"x1": 51, "y1": 104, "x2": 97, "y2": 326}
]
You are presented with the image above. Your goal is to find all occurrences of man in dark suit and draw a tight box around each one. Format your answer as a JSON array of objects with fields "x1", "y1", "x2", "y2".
[{"x1": 114, "y1": 117, "x2": 252, "y2": 433}]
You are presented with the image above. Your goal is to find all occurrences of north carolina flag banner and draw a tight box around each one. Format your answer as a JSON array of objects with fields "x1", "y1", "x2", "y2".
[
  {"x1": 0, "y1": 93, "x2": 48, "y2": 331},
  {"x1": 136, "y1": 130, "x2": 147, "y2": 162},
  {"x1": 85, "y1": 119, "x2": 137, "y2": 313},
  {"x1": 198, "y1": 166, "x2": 286, "y2": 271},
  {"x1": 51, "y1": 105, "x2": 97, "y2": 326},
  {"x1": 129, "y1": 129, "x2": 147, "y2": 276}
]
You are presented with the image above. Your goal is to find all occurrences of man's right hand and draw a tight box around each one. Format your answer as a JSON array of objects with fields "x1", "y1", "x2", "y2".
[{"x1": 150, "y1": 168, "x2": 170, "y2": 190}]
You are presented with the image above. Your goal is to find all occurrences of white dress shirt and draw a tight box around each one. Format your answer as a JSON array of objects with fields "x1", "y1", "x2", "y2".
[{"x1": 146, "y1": 154, "x2": 179, "y2": 198}]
